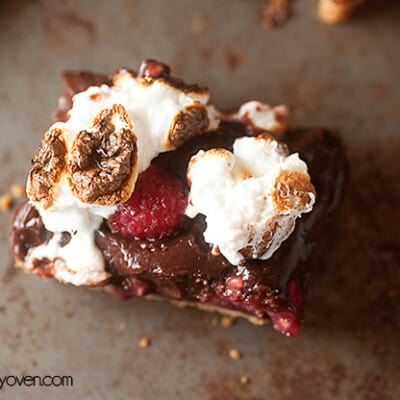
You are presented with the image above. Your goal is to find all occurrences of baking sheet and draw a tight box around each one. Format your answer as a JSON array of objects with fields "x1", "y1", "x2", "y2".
[{"x1": 0, "y1": 0, "x2": 399, "y2": 399}]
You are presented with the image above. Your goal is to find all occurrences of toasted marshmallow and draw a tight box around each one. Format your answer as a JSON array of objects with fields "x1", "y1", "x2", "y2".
[
  {"x1": 232, "y1": 101, "x2": 289, "y2": 134},
  {"x1": 26, "y1": 68, "x2": 218, "y2": 286},
  {"x1": 67, "y1": 104, "x2": 138, "y2": 206},
  {"x1": 64, "y1": 70, "x2": 216, "y2": 177},
  {"x1": 186, "y1": 134, "x2": 316, "y2": 265}
]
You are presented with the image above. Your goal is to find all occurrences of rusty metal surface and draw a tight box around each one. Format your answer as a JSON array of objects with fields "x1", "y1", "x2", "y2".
[{"x1": 0, "y1": 0, "x2": 399, "y2": 399}]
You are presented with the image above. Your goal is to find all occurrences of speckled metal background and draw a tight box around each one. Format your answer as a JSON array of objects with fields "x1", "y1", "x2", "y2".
[{"x1": 0, "y1": 0, "x2": 399, "y2": 399}]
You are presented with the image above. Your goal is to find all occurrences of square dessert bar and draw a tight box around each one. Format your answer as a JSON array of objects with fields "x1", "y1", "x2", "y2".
[{"x1": 11, "y1": 60, "x2": 346, "y2": 336}]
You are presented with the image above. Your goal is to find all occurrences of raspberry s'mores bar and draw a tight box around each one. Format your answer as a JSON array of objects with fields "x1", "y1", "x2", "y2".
[{"x1": 11, "y1": 60, "x2": 346, "y2": 336}]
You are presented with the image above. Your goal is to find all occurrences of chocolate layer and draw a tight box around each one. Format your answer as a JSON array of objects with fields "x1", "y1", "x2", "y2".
[{"x1": 11, "y1": 121, "x2": 346, "y2": 336}]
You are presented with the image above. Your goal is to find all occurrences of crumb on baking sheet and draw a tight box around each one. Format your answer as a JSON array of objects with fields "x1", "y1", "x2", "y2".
[
  {"x1": 10, "y1": 183, "x2": 25, "y2": 199},
  {"x1": 262, "y1": 0, "x2": 290, "y2": 29},
  {"x1": 189, "y1": 14, "x2": 205, "y2": 35},
  {"x1": 221, "y1": 316, "x2": 236, "y2": 328},
  {"x1": 85, "y1": 292, "x2": 94, "y2": 300},
  {"x1": 138, "y1": 337, "x2": 151, "y2": 348},
  {"x1": 225, "y1": 50, "x2": 247, "y2": 72},
  {"x1": 119, "y1": 321, "x2": 127, "y2": 331},
  {"x1": 229, "y1": 348, "x2": 241, "y2": 360},
  {"x1": 211, "y1": 317, "x2": 219, "y2": 326},
  {"x1": 240, "y1": 376, "x2": 250, "y2": 385},
  {"x1": 0, "y1": 193, "x2": 12, "y2": 211}
]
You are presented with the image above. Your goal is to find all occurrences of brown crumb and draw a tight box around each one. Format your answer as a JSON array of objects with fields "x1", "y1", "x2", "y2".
[
  {"x1": 189, "y1": 15, "x2": 204, "y2": 35},
  {"x1": 221, "y1": 316, "x2": 236, "y2": 328},
  {"x1": 240, "y1": 376, "x2": 250, "y2": 385},
  {"x1": 119, "y1": 321, "x2": 127, "y2": 331},
  {"x1": 262, "y1": 0, "x2": 290, "y2": 29},
  {"x1": 229, "y1": 348, "x2": 241, "y2": 360},
  {"x1": 85, "y1": 292, "x2": 94, "y2": 300},
  {"x1": 225, "y1": 51, "x2": 247, "y2": 72},
  {"x1": 138, "y1": 337, "x2": 151, "y2": 348},
  {"x1": 0, "y1": 193, "x2": 12, "y2": 211},
  {"x1": 211, "y1": 317, "x2": 219, "y2": 326},
  {"x1": 10, "y1": 183, "x2": 25, "y2": 199}
]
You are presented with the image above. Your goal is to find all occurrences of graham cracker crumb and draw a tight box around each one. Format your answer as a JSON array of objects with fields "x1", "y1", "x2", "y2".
[
  {"x1": 229, "y1": 348, "x2": 241, "y2": 360},
  {"x1": 85, "y1": 292, "x2": 93, "y2": 300},
  {"x1": 211, "y1": 317, "x2": 219, "y2": 326},
  {"x1": 240, "y1": 376, "x2": 250, "y2": 385},
  {"x1": 138, "y1": 337, "x2": 150, "y2": 348},
  {"x1": 263, "y1": 0, "x2": 290, "y2": 29},
  {"x1": 225, "y1": 50, "x2": 247, "y2": 72},
  {"x1": 175, "y1": 301, "x2": 187, "y2": 309},
  {"x1": 189, "y1": 15, "x2": 205, "y2": 35},
  {"x1": 119, "y1": 321, "x2": 127, "y2": 331},
  {"x1": 10, "y1": 184, "x2": 25, "y2": 199},
  {"x1": 221, "y1": 316, "x2": 236, "y2": 328},
  {"x1": 0, "y1": 194, "x2": 12, "y2": 211}
]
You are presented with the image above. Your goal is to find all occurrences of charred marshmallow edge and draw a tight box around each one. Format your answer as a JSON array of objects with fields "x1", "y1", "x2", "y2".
[
  {"x1": 25, "y1": 70, "x2": 219, "y2": 286},
  {"x1": 186, "y1": 134, "x2": 316, "y2": 266}
]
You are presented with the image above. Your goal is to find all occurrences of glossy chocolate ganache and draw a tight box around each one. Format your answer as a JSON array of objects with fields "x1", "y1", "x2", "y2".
[{"x1": 11, "y1": 68, "x2": 347, "y2": 336}]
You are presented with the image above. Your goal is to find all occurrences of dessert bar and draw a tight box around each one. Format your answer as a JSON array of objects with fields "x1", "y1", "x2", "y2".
[{"x1": 11, "y1": 60, "x2": 347, "y2": 336}]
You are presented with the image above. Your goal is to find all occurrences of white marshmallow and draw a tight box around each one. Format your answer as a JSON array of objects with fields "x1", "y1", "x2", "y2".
[
  {"x1": 186, "y1": 135, "x2": 315, "y2": 266},
  {"x1": 27, "y1": 72, "x2": 218, "y2": 286},
  {"x1": 233, "y1": 101, "x2": 289, "y2": 133}
]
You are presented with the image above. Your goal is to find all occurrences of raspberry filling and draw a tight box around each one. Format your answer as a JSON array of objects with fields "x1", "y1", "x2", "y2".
[{"x1": 107, "y1": 164, "x2": 187, "y2": 239}]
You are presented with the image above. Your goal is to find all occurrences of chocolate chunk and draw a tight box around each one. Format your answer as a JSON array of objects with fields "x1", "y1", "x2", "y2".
[
  {"x1": 27, "y1": 128, "x2": 66, "y2": 209},
  {"x1": 137, "y1": 59, "x2": 171, "y2": 79},
  {"x1": 68, "y1": 104, "x2": 138, "y2": 205},
  {"x1": 133, "y1": 59, "x2": 207, "y2": 94},
  {"x1": 168, "y1": 103, "x2": 209, "y2": 149},
  {"x1": 62, "y1": 71, "x2": 111, "y2": 98},
  {"x1": 11, "y1": 201, "x2": 53, "y2": 261},
  {"x1": 59, "y1": 232, "x2": 71, "y2": 247}
]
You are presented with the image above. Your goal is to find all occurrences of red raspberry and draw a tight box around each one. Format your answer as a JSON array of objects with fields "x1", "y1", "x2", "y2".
[
  {"x1": 268, "y1": 310, "x2": 300, "y2": 337},
  {"x1": 107, "y1": 164, "x2": 187, "y2": 238}
]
